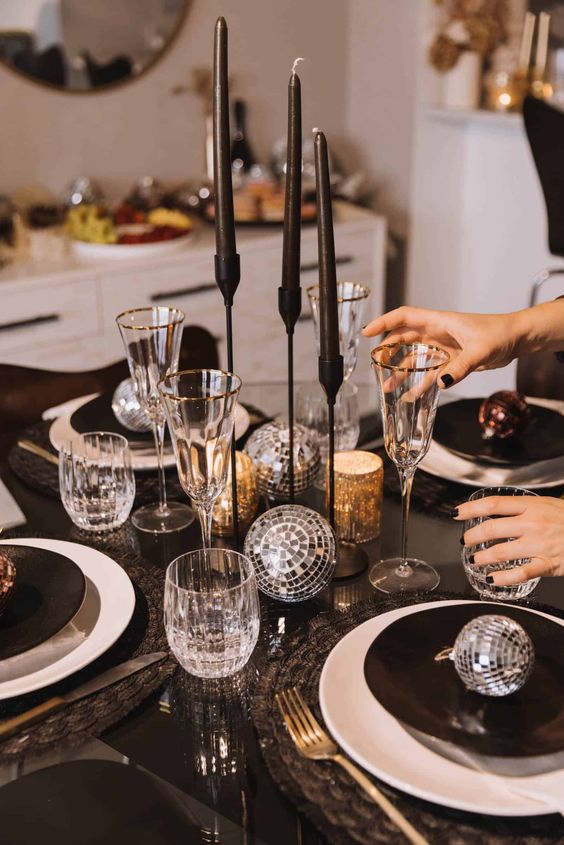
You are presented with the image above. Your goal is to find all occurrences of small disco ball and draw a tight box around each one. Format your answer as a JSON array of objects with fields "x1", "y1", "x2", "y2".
[
  {"x1": 244, "y1": 421, "x2": 320, "y2": 500},
  {"x1": 0, "y1": 550, "x2": 16, "y2": 617},
  {"x1": 243, "y1": 504, "x2": 336, "y2": 602},
  {"x1": 452, "y1": 614, "x2": 535, "y2": 697},
  {"x1": 111, "y1": 378, "x2": 152, "y2": 433}
]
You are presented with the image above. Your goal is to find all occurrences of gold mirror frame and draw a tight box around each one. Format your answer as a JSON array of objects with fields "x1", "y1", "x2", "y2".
[{"x1": 0, "y1": 0, "x2": 192, "y2": 95}]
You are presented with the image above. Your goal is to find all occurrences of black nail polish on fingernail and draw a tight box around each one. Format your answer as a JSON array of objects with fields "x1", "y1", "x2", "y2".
[
  {"x1": 441, "y1": 373, "x2": 454, "y2": 388},
  {"x1": 486, "y1": 575, "x2": 494, "y2": 584},
  {"x1": 459, "y1": 536, "x2": 464, "y2": 545},
  {"x1": 361, "y1": 324, "x2": 367, "y2": 330},
  {"x1": 468, "y1": 554, "x2": 475, "y2": 564},
  {"x1": 450, "y1": 508, "x2": 459, "y2": 518}
]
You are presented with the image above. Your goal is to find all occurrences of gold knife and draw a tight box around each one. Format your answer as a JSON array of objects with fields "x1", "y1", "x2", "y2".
[{"x1": 0, "y1": 651, "x2": 167, "y2": 740}]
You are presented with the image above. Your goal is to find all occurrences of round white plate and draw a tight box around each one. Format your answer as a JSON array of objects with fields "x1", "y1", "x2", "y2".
[
  {"x1": 71, "y1": 230, "x2": 193, "y2": 262},
  {"x1": 319, "y1": 599, "x2": 564, "y2": 816},
  {"x1": 419, "y1": 441, "x2": 564, "y2": 489},
  {"x1": 49, "y1": 396, "x2": 250, "y2": 472},
  {"x1": 0, "y1": 538, "x2": 135, "y2": 699}
]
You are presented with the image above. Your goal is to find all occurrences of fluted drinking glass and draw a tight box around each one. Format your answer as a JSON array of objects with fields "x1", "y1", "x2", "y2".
[
  {"x1": 307, "y1": 282, "x2": 371, "y2": 381},
  {"x1": 370, "y1": 343, "x2": 450, "y2": 593},
  {"x1": 164, "y1": 549, "x2": 260, "y2": 678},
  {"x1": 116, "y1": 306, "x2": 194, "y2": 534},
  {"x1": 159, "y1": 369, "x2": 242, "y2": 549}
]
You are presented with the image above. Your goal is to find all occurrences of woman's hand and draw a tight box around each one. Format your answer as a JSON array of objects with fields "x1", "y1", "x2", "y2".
[
  {"x1": 456, "y1": 495, "x2": 564, "y2": 585},
  {"x1": 362, "y1": 306, "x2": 527, "y2": 389}
]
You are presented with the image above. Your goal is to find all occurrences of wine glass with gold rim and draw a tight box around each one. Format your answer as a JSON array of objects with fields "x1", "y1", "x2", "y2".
[
  {"x1": 116, "y1": 306, "x2": 194, "y2": 534},
  {"x1": 159, "y1": 368, "x2": 242, "y2": 549},
  {"x1": 370, "y1": 342, "x2": 449, "y2": 593}
]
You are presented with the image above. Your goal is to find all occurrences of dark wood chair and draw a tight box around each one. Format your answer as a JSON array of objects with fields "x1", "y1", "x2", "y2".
[{"x1": 0, "y1": 325, "x2": 219, "y2": 454}]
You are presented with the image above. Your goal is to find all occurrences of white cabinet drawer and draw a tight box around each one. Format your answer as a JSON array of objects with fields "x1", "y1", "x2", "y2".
[
  {"x1": 100, "y1": 262, "x2": 226, "y2": 339},
  {"x1": 0, "y1": 277, "x2": 99, "y2": 355}
]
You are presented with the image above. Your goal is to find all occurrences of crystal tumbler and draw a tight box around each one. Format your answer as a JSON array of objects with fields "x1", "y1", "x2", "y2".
[
  {"x1": 164, "y1": 549, "x2": 260, "y2": 678},
  {"x1": 462, "y1": 486, "x2": 540, "y2": 601},
  {"x1": 59, "y1": 432, "x2": 135, "y2": 531}
]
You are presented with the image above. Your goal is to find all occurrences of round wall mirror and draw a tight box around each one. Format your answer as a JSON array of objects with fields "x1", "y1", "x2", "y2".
[{"x1": 0, "y1": 0, "x2": 190, "y2": 93}]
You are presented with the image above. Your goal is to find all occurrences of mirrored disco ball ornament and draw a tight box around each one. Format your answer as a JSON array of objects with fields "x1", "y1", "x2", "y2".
[
  {"x1": 244, "y1": 421, "x2": 320, "y2": 500},
  {"x1": 111, "y1": 378, "x2": 152, "y2": 433},
  {"x1": 446, "y1": 615, "x2": 535, "y2": 697},
  {"x1": 243, "y1": 505, "x2": 336, "y2": 602}
]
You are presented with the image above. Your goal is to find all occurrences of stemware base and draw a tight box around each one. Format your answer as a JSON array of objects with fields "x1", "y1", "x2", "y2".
[
  {"x1": 132, "y1": 501, "x2": 194, "y2": 534},
  {"x1": 369, "y1": 557, "x2": 440, "y2": 594}
]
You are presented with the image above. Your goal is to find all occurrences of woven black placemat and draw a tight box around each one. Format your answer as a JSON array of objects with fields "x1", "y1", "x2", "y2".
[
  {"x1": 8, "y1": 421, "x2": 185, "y2": 506},
  {"x1": 253, "y1": 592, "x2": 564, "y2": 845},
  {"x1": 0, "y1": 527, "x2": 176, "y2": 762}
]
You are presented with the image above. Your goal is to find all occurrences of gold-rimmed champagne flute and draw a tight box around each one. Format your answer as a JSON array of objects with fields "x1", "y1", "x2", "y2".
[
  {"x1": 159, "y1": 369, "x2": 242, "y2": 549},
  {"x1": 370, "y1": 342, "x2": 450, "y2": 594},
  {"x1": 116, "y1": 306, "x2": 194, "y2": 534},
  {"x1": 307, "y1": 282, "x2": 371, "y2": 381}
]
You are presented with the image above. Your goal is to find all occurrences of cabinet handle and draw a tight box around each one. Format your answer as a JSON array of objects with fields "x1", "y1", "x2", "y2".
[
  {"x1": 151, "y1": 283, "x2": 217, "y2": 303},
  {"x1": 299, "y1": 254, "x2": 354, "y2": 273},
  {"x1": 0, "y1": 313, "x2": 61, "y2": 334}
]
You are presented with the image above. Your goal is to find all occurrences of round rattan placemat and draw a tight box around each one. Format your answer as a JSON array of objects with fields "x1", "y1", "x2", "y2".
[
  {"x1": 0, "y1": 527, "x2": 176, "y2": 762},
  {"x1": 253, "y1": 592, "x2": 564, "y2": 845}
]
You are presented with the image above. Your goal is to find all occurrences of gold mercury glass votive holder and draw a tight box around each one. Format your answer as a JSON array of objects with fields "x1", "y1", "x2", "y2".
[
  {"x1": 327, "y1": 450, "x2": 383, "y2": 543},
  {"x1": 212, "y1": 451, "x2": 260, "y2": 536}
]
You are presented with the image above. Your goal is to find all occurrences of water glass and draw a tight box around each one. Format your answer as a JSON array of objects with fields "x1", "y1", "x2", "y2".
[
  {"x1": 164, "y1": 549, "x2": 260, "y2": 679},
  {"x1": 307, "y1": 282, "x2": 370, "y2": 381},
  {"x1": 59, "y1": 432, "x2": 135, "y2": 532},
  {"x1": 295, "y1": 381, "x2": 360, "y2": 463},
  {"x1": 462, "y1": 486, "x2": 540, "y2": 601}
]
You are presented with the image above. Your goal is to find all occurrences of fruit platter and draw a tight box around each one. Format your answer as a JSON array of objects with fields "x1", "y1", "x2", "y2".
[{"x1": 67, "y1": 203, "x2": 194, "y2": 261}]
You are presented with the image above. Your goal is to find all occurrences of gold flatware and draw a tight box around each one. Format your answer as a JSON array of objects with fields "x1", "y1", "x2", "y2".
[
  {"x1": 17, "y1": 440, "x2": 59, "y2": 466},
  {"x1": 0, "y1": 652, "x2": 167, "y2": 741},
  {"x1": 276, "y1": 687, "x2": 430, "y2": 845}
]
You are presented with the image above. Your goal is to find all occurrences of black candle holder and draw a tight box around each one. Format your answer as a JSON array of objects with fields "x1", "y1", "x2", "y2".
[{"x1": 278, "y1": 287, "x2": 302, "y2": 501}]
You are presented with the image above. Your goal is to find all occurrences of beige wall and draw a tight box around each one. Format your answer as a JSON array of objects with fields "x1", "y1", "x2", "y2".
[{"x1": 0, "y1": 0, "x2": 348, "y2": 197}]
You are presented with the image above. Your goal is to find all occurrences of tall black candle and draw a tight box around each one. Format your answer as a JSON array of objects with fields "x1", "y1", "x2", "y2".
[
  {"x1": 314, "y1": 130, "x2": 339, "y2": 361},
  {"x1": 213, "y1": 17, "x2": 236, "y2": 261},
  {"x1": 282, "y1": 59, "x2": 302, "y2": 293}
]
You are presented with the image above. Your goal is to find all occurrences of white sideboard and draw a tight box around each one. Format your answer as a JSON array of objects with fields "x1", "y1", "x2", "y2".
[{"x1": 0, "y1": 202, "x2": 386, "y2": 385}]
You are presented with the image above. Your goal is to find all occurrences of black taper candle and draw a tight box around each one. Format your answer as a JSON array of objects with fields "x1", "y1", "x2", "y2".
[
  {"x1": 279, "y1": 60, "x2": 303, "y2": 502},
  {"x1": 314, "y1": 130, "x2": 340, "y2": 362},
  {"x1": 213, "y1": 16, "x2": 239, "y2": 544},
  {"x1": 213, "y1": 16, "x2": 240, "y2": 306},
  {"x1": 314, "y1": 129, "x2": 343, "y2": 530}
]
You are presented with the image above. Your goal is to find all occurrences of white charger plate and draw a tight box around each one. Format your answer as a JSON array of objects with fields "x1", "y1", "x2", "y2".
[
  {"x1": 421, "y1": 397, "x2": 564, "y2": 489},
  {"x1": 0, "y1": 538, "x2": 135, "y2": 700},
  {"x1": 49, "y1": 395, "x2": 250, "y2": 472},
  {"x1": 319, "y1": 599, "x2": 564, "y2": 817}
]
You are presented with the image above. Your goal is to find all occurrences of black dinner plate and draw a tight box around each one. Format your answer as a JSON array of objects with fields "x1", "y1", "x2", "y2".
[
  {"x1": 363, "y1": 602, "x2": 564, "y2": 758},
  {"x1": 0, "y1": 759, "x2": 207, "y2": 845},
  {"x1": 0, "y1": 545, "x2": 86, "y2": 660},
  {"x1": 70, "y1": 392, "x2": 166, "y2": 444},
  {"x1": 433, "y1": 398, "x2": 564, "y2": 465}
]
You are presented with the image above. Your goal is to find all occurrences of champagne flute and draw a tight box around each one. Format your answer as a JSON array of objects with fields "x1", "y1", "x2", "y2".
[
  {"x1": 307, "y1": 282, "x2": 371, "y2": 381},
  {"x1": 116, "y1": 306, "x2": 194, "y2": 534},
  {"x1": 370, "y1": 342, "x2": 449, "y2": 593},
  {"x1": 159, "y1": 368, "x2": 242, "y2": 549}
]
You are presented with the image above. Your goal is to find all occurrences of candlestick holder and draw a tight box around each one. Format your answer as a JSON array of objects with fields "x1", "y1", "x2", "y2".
[
  {"x1": 244, "y1": 421, "x2": 320, "y2": 500},
  {"x1": 307, "y1": 282, "x2": 371, "y2": 382},
  {"x1": 243, "y1": 504, "x2": 336, "y2": 602}
]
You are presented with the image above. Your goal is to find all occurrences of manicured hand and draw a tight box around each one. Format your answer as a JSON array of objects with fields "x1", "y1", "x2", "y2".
[
  {"x1": 362, "y1": 306, "x2": 526, "y2": 389},
  {"x1": 455, "y1": 495, "x2": 564, "y2": 585}
]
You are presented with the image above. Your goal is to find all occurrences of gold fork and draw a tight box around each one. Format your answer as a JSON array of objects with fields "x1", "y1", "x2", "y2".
[{"x1": 276, "y1": 687, "x2": 429, "y2": 845}]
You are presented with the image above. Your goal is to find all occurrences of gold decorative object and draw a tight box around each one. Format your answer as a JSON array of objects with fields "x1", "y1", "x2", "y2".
[
  {"x1": 328, "y1": 451, "x2": 383, "y2": 544},
  {"x1": 212, "y1": 451, "x2": 259, "y2": 536},
  {"x1": 0, "y1": 550, "x2": 16, "y2": 617}
]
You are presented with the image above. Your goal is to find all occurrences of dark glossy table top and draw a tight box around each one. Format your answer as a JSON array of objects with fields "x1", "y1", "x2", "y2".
[{"x1": 1, "y1": 383, "x2": 564, "y2": 845}]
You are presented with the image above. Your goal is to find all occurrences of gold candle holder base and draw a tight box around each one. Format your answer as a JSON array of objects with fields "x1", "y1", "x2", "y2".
[
  {"x1": 327, "y1": 450, "x2": 384, "y2": 545},
  {"x1": 212, "y1": 452, "x2": 259, "y2": 536}
]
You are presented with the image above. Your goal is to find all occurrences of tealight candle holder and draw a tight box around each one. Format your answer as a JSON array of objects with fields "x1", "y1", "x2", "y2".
[
  {"x1": 327, "y1": 450, "x2": 383, "y2": 543},
  {"x1": 212, "y1": 451, "x2": 259, "y2": 536},
  {"x1": 244, "y1": 421, "x2": 320, "y2": 500}
]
